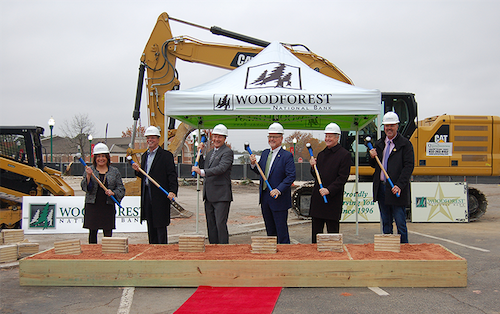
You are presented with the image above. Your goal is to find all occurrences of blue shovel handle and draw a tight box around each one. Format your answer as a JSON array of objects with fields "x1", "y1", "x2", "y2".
[
  {"x1": 128, "y1": 158, "x2": 175, "y2": 201},
  {"x1": 365, "y1": 141, "x2": 399, "y2": 197},
  {"x1": 245, "y1": 145, "x2": 275, "y2": 197},
  {"x1": 307, "y1": 147, "x2": 328, "y2": 203},
  {"x1": 192, "y1": 135, "x2": 206, "y2": 177},
  {"x1": 79, "y1": 157, "x2": 124, "y2": 208}
]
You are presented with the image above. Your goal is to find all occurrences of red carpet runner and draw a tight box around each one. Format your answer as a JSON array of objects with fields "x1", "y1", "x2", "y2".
[{"x1": 174, "y1": 286, "x2": 283, "y2": 314}]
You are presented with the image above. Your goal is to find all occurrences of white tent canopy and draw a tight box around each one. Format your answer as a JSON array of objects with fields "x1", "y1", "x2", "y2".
[
  {"x1": 165, "y1": 41, "x2": 381, "y2": 234},
  {"x1": 165, "y1": 41, "x2": 381, "y2": 131}
]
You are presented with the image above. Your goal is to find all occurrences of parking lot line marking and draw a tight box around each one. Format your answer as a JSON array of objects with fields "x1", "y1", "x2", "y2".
[
  {"x1": 117, "y1": 287, "x2": 135, "y2": 314},
  {"x1": 368, "y1": 287, "x2": 390, "y2": 296},
  {"x1": 410, "y1": 231, "x2": 490, "y2": 252}
]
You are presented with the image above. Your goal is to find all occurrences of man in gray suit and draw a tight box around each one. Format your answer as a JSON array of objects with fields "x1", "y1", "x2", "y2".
[{"x1": 192, "y1": 124, "x2": 233, "y2": 244}]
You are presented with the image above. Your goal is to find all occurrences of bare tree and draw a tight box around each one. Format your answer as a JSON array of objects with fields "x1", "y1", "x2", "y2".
[{"x1": 60, "y1": 113, "x2": 96, "y2": 159}]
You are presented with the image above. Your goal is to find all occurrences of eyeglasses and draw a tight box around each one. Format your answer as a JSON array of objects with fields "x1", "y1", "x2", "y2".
[{"x1": 267, "y1": 135, "x2": 282, "y2": 139}]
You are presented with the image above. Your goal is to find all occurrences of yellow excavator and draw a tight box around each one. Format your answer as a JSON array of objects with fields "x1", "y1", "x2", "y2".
[
  {"x1": 127, "y1": 12, "x2": 498, "y2": 220},
  {"x1": 0, "y1": 126, "x2": 74, "y2": 228},
  {"x1": 126, "y1": 12, "x2": 353, "y2": 156}
]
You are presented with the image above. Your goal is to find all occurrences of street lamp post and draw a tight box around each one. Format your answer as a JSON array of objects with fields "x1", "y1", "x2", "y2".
[
  {"x1": 48, "y1": 117, "x2": 55, "y2": 162},
  {"x1": 88, "y1": 134, "x2": 93, "y2": 163},
  {"x1": 292, "y1": 138, "x2": 297, "y2": 161}
]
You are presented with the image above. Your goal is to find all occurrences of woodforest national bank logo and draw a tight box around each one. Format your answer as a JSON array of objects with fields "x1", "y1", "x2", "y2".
[
  {"x1": 29, "y1": 202, "x2": 56, "y2": 229},
  {"x1": 213, "y1": 94, "x2": 233, "y2": 111},
  {"x1": 245, "y1": 62, "x2": 302, "y2": 90},
  {"x1": 416, "y1": 197, "x2": 427, "y2": 208}
]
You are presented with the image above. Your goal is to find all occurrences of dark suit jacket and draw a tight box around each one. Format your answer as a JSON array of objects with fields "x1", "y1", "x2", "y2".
[
  {"x1": 137, "y1": 147, "x2": 178, "y2": 227},
  {"x1": 252, "y1": 148, "x2": 296, "y2": 211},
  {"x1": 203, "y1": 144, "x2": 233, "y2": 203},
  {"x1": 309, "y1": 144, "x2": 352, "y2": 220},
  {"x1": 369, "y1": 133, "x2": 414, "y2": 206}
]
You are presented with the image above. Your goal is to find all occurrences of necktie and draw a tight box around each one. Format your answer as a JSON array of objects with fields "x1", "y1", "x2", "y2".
[
  {"x1": 263, "y1": 150, "x2": 273, "y2": 190},
  {"x1": 381, "y1": 140, "x2": 391, "y2": 181},
  {"x1": 209, "y1": 149, "x2": 216, "y2": 165},
  {"x1": 145, "y1": 151, "x2": 152, "y2": 185}
]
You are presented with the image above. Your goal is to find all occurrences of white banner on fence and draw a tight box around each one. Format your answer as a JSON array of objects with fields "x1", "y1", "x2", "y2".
[
  {"x1": 411, "y1": 182, "x2": 468, "y2": 222},
  {"x1": 22, "y1": 196, "x2": 147, "y2": 234},
  {"x1": 341, "y1": 183, "x2": 380, "y2": 222}
]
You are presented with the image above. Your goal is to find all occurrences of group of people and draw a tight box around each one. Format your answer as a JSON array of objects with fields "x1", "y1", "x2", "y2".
[{"x1": 81, "y1": 111, "x2": 414, "y2": 245}]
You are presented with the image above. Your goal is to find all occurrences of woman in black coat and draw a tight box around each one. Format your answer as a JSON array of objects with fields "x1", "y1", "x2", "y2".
[
  {"x1": 309, "y1": 123, "x2": 352, "y2": 243},
  {"x1": 81, "y1": 143, "x2": 125, "y2": 244}
]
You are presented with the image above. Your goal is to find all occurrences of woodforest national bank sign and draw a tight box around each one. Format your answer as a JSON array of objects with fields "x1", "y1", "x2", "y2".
[
  {"x1": 22, "y1": 196, "x2": 146, "y2": 234},
  {"x1": 213, "y1": 62, "x2": 336, "y2": 112}
]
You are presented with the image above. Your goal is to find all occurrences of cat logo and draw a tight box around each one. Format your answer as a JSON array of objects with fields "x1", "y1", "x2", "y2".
[
  {"x1": 230, "y1": 52, "x2": 257, "y2": 68},
  {"x1": 434, "y1": 135, "x2": 449, "y2": 142}
]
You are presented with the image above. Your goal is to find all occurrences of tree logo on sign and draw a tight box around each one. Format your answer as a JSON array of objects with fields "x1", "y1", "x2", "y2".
[
  {"x1": 29, "y1": 202, "x2": 56, "y2": 229},
  {"x1": 214, "y1": 94, "x2": 233, "y2": 111},
  {"x1": 245, "y1": 62, "x2": 301, "y2": 90}
]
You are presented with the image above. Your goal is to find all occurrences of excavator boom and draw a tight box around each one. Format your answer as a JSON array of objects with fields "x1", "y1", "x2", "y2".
[{"x1": 129, "y1": 12, "x2": 352, "y2": 151}]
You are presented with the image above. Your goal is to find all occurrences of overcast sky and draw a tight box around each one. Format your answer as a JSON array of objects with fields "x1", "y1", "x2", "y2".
[{"x1": 1, "y1": 0, "x2": 499, "y2": 151}]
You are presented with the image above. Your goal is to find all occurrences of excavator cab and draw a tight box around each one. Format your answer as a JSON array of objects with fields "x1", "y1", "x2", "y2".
[
  {"x1": 382, "y1": 92, "x2": 418, "y2": 140},
  {"x1": 1, "y1": 126, "x2": 74, "y2": 228},
  {"x1": 340, "y1": 92, "x2": 418, "y2": 169},
  {"x1": 0, "y1": 126, "x2": 46, "y2": 198}
]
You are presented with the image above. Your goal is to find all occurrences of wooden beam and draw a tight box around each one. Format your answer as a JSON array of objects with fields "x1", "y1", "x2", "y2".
[{"x1": 19, "y1": 258, "x2": 466, "y2": 287}]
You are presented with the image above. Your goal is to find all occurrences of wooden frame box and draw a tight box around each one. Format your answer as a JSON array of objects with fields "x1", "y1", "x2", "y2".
[
  {"x1": 54, "y1": 239, "x2": 81, "y2": 255},
  {"x1": 178, "y1": 235, "x2": 205, "y2": 253},
  {"x1": 19, "y1": 243, "x2": 467, "y2": 288},
  {"x1": 102, "y1": 237, "x2": 129, "y2": 254},
  {"x1": 374, "y1": 234, "x2": 401, "y2": 252},
  {"x1": 1, "y1": 229, "x2": 24, "y2": 244}
]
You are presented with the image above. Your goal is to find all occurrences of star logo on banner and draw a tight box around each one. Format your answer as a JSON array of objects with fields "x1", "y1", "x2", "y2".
[{"x1": 426, "y1": 183, "x2": 462, "y2": 221}]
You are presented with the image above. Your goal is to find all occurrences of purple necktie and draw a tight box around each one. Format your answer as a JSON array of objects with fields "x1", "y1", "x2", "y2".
[{"x1": 381, "y1": 140, "x2": 391, "y2": 181}]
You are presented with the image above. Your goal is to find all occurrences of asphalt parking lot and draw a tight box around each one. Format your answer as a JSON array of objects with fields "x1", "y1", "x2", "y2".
[{"x1": 1, "y1": 183, "x2": 499, "y2": 314}]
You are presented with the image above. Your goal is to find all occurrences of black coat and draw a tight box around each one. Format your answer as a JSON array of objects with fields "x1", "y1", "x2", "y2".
[
  {"x1": 137, "y1": 147, "x2": 178, "y2": 227},
  {"x1": 309, "y1": 144, "x2": 352, "y2": 220},
  {"x1": 369, "y1": 133, "x2": 414, "y2": 206}
]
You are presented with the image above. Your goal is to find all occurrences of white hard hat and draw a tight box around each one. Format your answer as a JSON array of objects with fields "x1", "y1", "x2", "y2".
[
  {"x1": 212, "y1": 124, "x2": 228, "y2": 136},
  {"x1": 382, "y1": 112, "x2": 400, "y2": 125},
  {"x1": 324, "y1": 123, "x2": 341, "y2": 134},
  {"x1": 144, "y1": 126, "x2": 161, "y2": 137},
  {"x1": 268, "y1": 122, "x2": 284, "y2": 134},
  {"x1": 93, "y1": 143, "x2": 110, "y2": 155}
]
